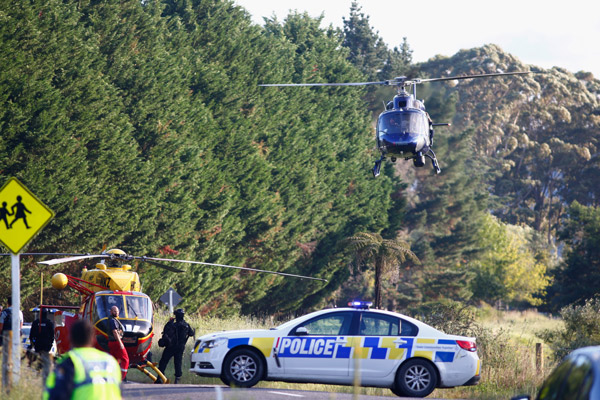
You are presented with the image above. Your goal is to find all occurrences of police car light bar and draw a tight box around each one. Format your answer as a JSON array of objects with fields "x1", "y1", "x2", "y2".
[{"x1": 348, "y1": 301, "x2": 372, "y2": 309}]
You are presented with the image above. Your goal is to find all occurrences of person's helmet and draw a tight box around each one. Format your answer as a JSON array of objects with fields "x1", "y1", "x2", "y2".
[{"x1": 174, "y1": 308, "x2": 184, "y2": 317}]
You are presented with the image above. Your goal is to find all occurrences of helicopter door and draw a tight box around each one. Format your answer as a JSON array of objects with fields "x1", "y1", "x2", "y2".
[{"x1": 83, "y1": 297, "x2": 93, "y2": 321}]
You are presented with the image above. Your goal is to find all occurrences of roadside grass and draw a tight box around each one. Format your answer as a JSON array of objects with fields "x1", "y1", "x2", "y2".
[
  {"x1": 0, "y1": 358, "x2": 45, "y2": 400},
  {"x1": 141, "y1": 307, "x2": 563, "y2": 399},
  {"x1": 5, "y1": 307, "x2": 564, "y2": 400},
  {"x1": 436, "y1": 308, "x2": 563, "y2": 400}
]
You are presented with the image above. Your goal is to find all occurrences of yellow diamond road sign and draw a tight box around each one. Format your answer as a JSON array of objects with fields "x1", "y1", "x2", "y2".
[{"x1": 0, "y1": 177, "x2": 54, "y2": 254}]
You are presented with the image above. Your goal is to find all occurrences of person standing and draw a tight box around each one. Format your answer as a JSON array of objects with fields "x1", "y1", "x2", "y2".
[
  {"x1": 0, "y1": 297, "x2": 23, "y2": 389},
  {"x1": 43, "y1": 319, "x2": 121, "y2": 400},
  {"x1": 29, "y1": 308, "x2": 55, "y2": 381},
  {"x1": 158, "y1": 309, "x2": 195, "y2": 383},
  {"x1": 107, "y1": 305, "x2": 129, "y2": 381}
]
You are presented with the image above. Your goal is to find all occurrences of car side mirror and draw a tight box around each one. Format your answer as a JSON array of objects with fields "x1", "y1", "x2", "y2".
[
  {"x1": 295, "y1": 327, "x2": 308, "y2": 336},
  {"x1": 510, "y1": 396, "x2": 531, "y2": 400}
]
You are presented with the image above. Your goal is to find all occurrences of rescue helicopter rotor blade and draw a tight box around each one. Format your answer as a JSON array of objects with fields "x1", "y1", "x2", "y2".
[
  {"x1": 139, "y1": 256, "x2": 328, "y2": 282},
  {"x1": 411, "y1": 71, "x2": 531, "y2": 86},
  {"x1": 37, "y1": 254, "x2": 105, "y2": 265},
  {"x1": 134, "y1": 257, "x2": 185, "y2": 273},
  {"x1": 1, "y1": 253, "x2": 89, "y2": 257}
]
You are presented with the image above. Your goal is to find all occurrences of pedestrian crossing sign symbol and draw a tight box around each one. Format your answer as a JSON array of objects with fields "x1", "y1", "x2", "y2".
[{"x1": 0, "y1": 177, "x2": 54, "y2": 254}]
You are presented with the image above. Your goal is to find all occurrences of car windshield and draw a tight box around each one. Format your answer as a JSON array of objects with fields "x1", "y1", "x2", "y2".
[
  {"x1": 378, "y1": 111, "x2": 428, "y2": 135},
  {"x1": 274, "y1": 310, "x2": 329, "y2": 330}
]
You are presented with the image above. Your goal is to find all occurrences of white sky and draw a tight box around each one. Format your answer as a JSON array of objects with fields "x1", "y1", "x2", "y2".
[{"x1": 234, "y1": 0, "x2": 600, "y2": 78}]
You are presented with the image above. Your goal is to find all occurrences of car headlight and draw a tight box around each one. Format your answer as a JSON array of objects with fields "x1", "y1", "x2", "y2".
[{"x1": 200, "y1": 337, "x2": 227, "y2": 350}]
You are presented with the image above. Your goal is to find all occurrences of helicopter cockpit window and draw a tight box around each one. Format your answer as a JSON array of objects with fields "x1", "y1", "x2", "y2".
[
  {"x1": 126, "y1": 296, "x2": 152, "y2": 321},
  {"x1": 379, "y1": 112, "x2": 428, "y2": 135},
  {"x1": 95, "y1": 295, "x2": 124, "y2": 320}
]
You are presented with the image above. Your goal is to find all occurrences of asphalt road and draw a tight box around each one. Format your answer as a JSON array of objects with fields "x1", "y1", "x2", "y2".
[{"x1": 122, "y1": 383, "x2": 453, "y2": 400}]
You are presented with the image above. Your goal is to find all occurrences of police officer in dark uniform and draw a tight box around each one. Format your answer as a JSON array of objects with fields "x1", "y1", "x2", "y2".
[
  {"x1": 158, "y1": 309, "x2": 195, "y2": 383},
  {"x1": 29, "y1": 308, "x2": 55, "y2": 381}
]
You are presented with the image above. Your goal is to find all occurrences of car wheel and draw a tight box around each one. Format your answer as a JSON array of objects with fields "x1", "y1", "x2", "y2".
[
  {"x1": 394, "y1": 359, "x2": 437, "y2": 397},
  {"x1": 221, "y1": 348, "x2": 264, "y2": 388}
]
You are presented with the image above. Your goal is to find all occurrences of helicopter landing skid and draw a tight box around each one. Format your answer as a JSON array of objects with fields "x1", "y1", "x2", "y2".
[
  {"x1": 134, "y1": 360, "x2": 170, "y2": 384},
  {"x1": 373, "y1": 156, "x2": 385, "y2": 177},
  {"x1": 425, "y1": 149, "x2": 441, "y2": 174}
]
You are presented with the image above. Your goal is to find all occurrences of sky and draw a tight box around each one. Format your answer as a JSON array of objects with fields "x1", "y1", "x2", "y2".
[{"x1": 234, "y1": 0, "x2": 600, "y2": 78}]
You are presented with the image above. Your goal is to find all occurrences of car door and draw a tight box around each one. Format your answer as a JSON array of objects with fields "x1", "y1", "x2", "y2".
[
  {"x1": 353, "y1": 311, "x2": 417, "y2": 379},
  {"x1": 536, "y1": 354, "x2": 594, "y2": 400},
  {"x1": 280, "y1": 311, "x2": 355, "y2": 378}
]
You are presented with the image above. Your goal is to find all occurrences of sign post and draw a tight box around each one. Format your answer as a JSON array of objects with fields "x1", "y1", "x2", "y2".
[
  {"x1": 159, "y1": 288, "x2": 182, "y2": 314},
  {"x1": 0, "y1": 177, "x2": 54, "y2": 388}
]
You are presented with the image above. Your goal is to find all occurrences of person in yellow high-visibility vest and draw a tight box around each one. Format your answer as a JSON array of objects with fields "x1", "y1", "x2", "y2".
[{"x1": 43, "y1": 319, "x2": 122, "y2": 400}]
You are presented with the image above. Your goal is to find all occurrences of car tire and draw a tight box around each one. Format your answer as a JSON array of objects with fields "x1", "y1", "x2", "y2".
[
  {"x1": 393, "y1": 359, "x2": 437, "y2": 398},
  {"x1": 221, "y1": 348, "x2": 264, "y2": 388}
]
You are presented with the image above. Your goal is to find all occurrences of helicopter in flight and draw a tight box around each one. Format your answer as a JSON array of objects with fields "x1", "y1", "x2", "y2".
[
  {"x1": 260, "y1": 70, "x2": 531, "y2": 177},
  {"x1": 10, "y1": 247, "x2": 325, "y2": 383}
]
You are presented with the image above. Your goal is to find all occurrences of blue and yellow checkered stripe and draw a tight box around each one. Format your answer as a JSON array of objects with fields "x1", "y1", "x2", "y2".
[{"x1": 220, "y1": 336, "x2": 457, "y2": 363}]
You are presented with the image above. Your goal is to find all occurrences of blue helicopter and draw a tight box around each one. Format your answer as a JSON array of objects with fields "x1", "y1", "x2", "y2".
[{"x1": 260, "y1": 71, "x2": 530, "y2": 177}]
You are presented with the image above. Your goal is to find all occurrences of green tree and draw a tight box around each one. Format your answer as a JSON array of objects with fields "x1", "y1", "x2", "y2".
[
  {"x1": 399, "y1": 84, "x2": 485, "y2": 306},
  {"x1": 469, "y1": 214, "x2": 550, "y2": 306},
  {"x1": 539, "y1": 298, "x2": 600, "y2": 360},
  {"x1": 418, "y1": 45, "x2": 600, "y2": 242},
  {"x1": 341, "y1": 2, "x2": 413, "y2": 118},
  {"x1": 345, "y1": 232, "x2": 418, "y2": 308},
  {"x1": 342, "y1": 1, "x2": 388, "y2": 81},
  {"x1": 547, "y1": 202, "x2": 600, "y2": 310}
]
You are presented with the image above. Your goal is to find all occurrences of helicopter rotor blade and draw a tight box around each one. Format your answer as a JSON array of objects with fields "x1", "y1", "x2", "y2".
[
  {"x1": 138, "y1": 256, "x2": 327, "y2": 282},
  {"x1": 37, "y1": 254, "x2": 104, "y2": 266},
  {"x1": 1, "y1": 253, "x2": 89, "y2": 257},
  {"x1": 259, "y1": 81, "x2": 387, "y2": 87},
  {"x1": 260, "y1": 71, "x2": 531, "y2": 89},
  {"x1": 411, "y1": 71, "x2": 531, "y2": 85},
  {"x1": 134, "y1": 257, "x2": 185, "y2": 273}
]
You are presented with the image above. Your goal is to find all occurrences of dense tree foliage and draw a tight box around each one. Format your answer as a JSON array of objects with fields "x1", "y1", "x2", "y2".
[
  {"x1": 0, "y1": 0, "x2": 396, "y2": 314},
  {"x1": 469, "y1": 214, "x2": 550, "y2": 306},
  {"x1": 547, "y1": 202, "x2": 600, "y2": 310},
  {"x1": 1, "y1": 1, "x2": 598, "y2": 315}
]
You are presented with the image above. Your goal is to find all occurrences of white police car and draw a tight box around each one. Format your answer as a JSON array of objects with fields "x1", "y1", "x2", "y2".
[{"x1": 190, "y1": 302, "x2": 480, "y2": 397}]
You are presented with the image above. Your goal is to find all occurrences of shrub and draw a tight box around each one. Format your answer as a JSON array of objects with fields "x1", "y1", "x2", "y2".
[
  {"x1": 410, "y1": 299, "x2": 477, "y2": 336},
  {"x1": 538, "y1": 297, "x2": 600, "y2": 360}
]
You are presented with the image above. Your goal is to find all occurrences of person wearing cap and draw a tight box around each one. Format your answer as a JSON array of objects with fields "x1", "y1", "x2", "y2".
[{"x1": 157, "y1": 309, "x2": 195, "y2": 383}]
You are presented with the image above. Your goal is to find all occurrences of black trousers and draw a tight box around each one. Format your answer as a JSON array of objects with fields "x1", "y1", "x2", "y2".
[{"x1": 158, "y1": 345, "x2": 185, "y2": 377}]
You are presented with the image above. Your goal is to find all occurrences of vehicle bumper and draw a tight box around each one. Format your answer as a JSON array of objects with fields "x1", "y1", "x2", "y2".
[
  {"x1": 190, "y1": 345, "x2": 227, "y2": 377},
  {"x1": 463, "y1": 374, "x2": 481, "y2": 386}
]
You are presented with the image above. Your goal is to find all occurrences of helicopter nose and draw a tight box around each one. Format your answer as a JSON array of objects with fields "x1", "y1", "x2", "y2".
[{"x1": 380, "y1": 133, "x2": 422, "y2": 155}]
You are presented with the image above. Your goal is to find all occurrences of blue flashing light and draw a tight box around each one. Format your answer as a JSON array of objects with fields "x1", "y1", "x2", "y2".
[{"x1": 348, "y1": 301, "x2": 372, "y2": 309}]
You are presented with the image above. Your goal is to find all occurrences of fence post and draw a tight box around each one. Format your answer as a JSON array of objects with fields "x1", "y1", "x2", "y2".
[{"x1": 536, "y1": 343, "x2": 543, "y2": 374}]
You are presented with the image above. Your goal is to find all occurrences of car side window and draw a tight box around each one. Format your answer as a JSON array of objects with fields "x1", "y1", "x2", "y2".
[
  {"x1": 359, "y1": 312, "x2": 418, "y2": 336},
  {"x1": 360, "y1": 313, "x2": 399, "y2": 336},
  {"x1": 293, "y1": 312, "x2": 354, "y2": 336}
]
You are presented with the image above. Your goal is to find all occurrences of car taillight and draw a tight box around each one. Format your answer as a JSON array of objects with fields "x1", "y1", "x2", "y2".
[{"x1": 457, "y1": 340, "x2": 477, "y2": 352}]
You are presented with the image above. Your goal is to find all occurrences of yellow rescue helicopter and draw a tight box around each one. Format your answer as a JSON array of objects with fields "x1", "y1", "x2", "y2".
[{"x1": 10, "y1": 248, "x2": 325, "y2": 383}]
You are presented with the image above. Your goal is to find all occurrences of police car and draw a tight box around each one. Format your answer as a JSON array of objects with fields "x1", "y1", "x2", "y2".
[{"x1": 190, "y1": 302, "x2": 480, "y2": 397}]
